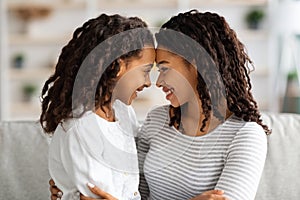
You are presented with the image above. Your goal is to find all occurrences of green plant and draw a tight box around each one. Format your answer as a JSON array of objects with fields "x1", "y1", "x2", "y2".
[
  {"x1": 13, "y1": 53, "x2": 25, "y2": 68},
  {"x1": 22, "y1": 84, "x2": 37, "y2": 96},
  {"x1": 245, "y1": 9, "x2": 265, "y2": 29},
  {"x1": 14, "y1": 54, "x2": 24, "y2": 62},
  {"x1": 287, "y1": 70, "x2": 298, "y2": 81}
]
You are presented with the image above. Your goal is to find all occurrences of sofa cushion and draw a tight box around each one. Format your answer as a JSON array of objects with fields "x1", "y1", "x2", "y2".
[
  {"x1": 255, "y1": 112, "x2": 300, "y2": 199},
  {"x1": 0, "y1": 121, "x2": 51, "y2": 200}
]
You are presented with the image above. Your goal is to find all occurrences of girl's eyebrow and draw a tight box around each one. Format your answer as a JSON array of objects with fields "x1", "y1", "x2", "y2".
[{"x1": 142, "y1": 63, "x2": 154, "y2": 68}]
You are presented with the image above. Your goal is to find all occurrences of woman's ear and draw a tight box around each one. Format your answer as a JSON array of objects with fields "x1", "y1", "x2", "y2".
[
  {"x1": 188, "y1": 59, "x2": 198, "y2": 76},
  {"x1": 116, "y1": 59, "x2": 127, "y2": 78}
]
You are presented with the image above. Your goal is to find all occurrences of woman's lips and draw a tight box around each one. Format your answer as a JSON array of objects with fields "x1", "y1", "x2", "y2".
[{"x1": 162, "y1": 86, "x2": 174, "y2": 100}]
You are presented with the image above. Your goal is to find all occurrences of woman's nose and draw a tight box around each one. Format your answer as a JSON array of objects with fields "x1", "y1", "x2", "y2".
[{"x1": 156, "y1": 74, "x2": 163, "y2": 88}]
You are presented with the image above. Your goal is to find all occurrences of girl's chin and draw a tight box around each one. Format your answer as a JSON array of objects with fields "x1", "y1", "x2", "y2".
[{"x1": 127, "y1": 93, "x2": 137, "y2": 105}]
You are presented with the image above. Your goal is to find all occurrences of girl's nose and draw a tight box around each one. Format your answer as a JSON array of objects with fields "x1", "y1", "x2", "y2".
[{"x1": 144, "y1": 74, "x2": 151, "y2": 88}]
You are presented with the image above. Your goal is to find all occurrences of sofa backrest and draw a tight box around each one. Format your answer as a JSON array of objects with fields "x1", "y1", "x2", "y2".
[
  {"x1": 0, "y1": 112, "x2": 300, "y2": 200},
  {"x1": 0, "y1": 121, "x2": 51, "y2": 200},
  {"x1": 255, "y1": 112, "x2": 300, "y2": 199}
]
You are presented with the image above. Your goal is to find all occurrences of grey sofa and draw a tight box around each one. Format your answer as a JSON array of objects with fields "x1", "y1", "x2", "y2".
[{"x1": 0, "y1": 112, "x2": 300, "y2": 200}]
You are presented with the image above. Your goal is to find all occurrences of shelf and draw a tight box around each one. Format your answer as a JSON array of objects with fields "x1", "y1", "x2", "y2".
[
  {"x1": 9, "y1": 101, "x2": 41, "y2": 120},
  {"x1": 9, "y1": 34, "x2": 72, "y2": 45},
  {"x1": 7, "y1": 1, "x2": 87, "y2": 11},
  {"x1": 250, "y1": 67, "x2": 269, "y2": 76},
  {"x1": 1, "y1": 0, "x2": 275, "y2": 121},
  {"x1": 97, "y1": 0, "x2": 177, "y2": 10},
  {"x1": 9, "y1": 68, "x2": 54, "y2": 81},
  {"x1": 236, "y1": 29, "x2": 269, "y2": 41},
  {"x1": 190, "y1": 0, "x2": 268, "y2": 7}
]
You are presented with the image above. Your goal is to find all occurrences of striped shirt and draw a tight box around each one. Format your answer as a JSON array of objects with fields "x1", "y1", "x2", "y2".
[{"x1": 137, "y1": 105, "x2": 267, "y2": 200}]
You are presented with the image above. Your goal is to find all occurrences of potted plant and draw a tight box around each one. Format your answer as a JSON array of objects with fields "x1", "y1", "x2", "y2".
[
  {"x1": 13, "y1": 53, "x2": 25, "y2": 69},
  {"x1": 22, "y1": 83, "x2": 37, "y2": 102},
  {"x1": 245, "y1": 9, "x2": 265, "y2": 29},
  {"x1": 283, "y1": 69, "x2": 300, "y2": 113},
  {"x1": 287, "y1": 70, "x2": 298, "y2": 81}
]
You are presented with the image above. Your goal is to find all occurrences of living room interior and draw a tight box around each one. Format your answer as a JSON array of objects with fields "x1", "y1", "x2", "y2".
[{"x1": 0, "y1": 0, "x2": 300, "y2": 199}]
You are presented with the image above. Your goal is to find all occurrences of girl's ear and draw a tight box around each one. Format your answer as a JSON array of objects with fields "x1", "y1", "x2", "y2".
[{"x1": 116, "y1": 59, "x2": 127, "y2": 78}]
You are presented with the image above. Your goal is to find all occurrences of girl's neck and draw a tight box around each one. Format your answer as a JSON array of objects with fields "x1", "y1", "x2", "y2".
[{"x1": 95, "y1": 105, "x2": 115, "y2": 122}]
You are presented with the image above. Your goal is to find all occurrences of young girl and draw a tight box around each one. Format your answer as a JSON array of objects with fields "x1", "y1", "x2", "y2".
[{"x1": 40, "y1": 14, "x2": 155, "y2": 200}]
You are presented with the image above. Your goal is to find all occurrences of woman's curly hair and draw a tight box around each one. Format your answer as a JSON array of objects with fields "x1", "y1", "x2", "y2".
[
  {"x1": 40, "y1": 14, "x2": 154, "y2": 134},
  {"x1": 156, "y1": 10, "x2": 270, "y2": 134}
]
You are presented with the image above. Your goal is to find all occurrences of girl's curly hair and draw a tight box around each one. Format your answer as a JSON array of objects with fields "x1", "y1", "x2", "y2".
[
  {"x1": 156, "y1": 10, "x2": 270, "y2": 134},
  {"x1": 40, "y1": 14, "x2": 154, "y2": 134}
]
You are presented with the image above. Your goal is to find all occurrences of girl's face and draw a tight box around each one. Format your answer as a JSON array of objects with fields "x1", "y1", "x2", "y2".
[
  {"x1": 155, "y1": 48, "x2": 198, "y2": 107},
  {"x1": 113, "y1": 47, "x2": 155, "y2": 105}
]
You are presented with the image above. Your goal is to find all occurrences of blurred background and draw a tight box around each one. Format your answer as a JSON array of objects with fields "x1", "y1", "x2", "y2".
[{"x1": 0, "y1": 0, "x2": 299, "y2": 121}]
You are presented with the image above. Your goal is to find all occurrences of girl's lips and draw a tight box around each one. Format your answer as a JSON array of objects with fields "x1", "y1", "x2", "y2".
[
  {"x1": 162, "y1": 86, "x2": 169, "y2": 93},
  {"x1": 131, "y1": 86, "x2": 144, "y2": 100}
]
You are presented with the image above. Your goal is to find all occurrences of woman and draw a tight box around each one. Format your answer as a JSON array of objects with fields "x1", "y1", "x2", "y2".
[
  {"x1": 41, "y1": 13, "x2": 155, "y2": 200},
  {"x1": 50, "y1": 10, "x2": 269, "y2": 200},
  {"x1": 137, "y1": 10, "x2": 269, "y2": 200}
]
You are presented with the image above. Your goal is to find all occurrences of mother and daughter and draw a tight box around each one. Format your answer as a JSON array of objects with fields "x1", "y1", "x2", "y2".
[{"x1": 41, "y1": 10, "x2": 269, "y2": 200}]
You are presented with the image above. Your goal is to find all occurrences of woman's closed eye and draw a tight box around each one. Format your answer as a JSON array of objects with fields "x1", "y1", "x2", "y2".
[{"x1": 157, "y1": 65, "x2": 169, "y2": 73}]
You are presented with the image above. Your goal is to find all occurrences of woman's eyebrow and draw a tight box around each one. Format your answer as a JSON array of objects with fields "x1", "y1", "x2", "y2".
[{"x1": 157, "y1": 61, "x2": 169, "y2": 65}]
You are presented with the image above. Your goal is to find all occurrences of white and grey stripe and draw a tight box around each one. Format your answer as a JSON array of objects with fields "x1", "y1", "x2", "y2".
[{"x1": 137, "y1": 105, "x2": 267, "y2": 200}]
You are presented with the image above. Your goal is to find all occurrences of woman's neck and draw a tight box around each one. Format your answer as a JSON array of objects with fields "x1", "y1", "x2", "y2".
[{"x1": 180, "y1": 99, "x2": 229, "y2": 137}]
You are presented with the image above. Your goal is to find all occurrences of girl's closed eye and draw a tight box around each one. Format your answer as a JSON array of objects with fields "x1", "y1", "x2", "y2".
[
  {"x1": 143, "y1": 64, "x2": 153, "y2": 75},
  {"x1": 144, "y1": 69, "x2": 151, "y2": 74}
]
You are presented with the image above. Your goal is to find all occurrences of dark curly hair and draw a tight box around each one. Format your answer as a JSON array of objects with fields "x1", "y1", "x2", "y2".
[
  {"x1": 156, "y1": 10, "x2": 270, "y2": 134},
  {"x1": 40, "y1": 13, "x2": 154, "y2": 134}
]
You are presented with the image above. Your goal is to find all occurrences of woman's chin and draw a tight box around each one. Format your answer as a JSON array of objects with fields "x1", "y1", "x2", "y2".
[{"x1": 169, "y1": 100, "x2": 180, "y2": 107}]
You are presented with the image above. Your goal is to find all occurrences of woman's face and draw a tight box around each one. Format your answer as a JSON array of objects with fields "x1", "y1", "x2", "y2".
[
  {"x1": 113, "y1": 47, "x2": 155, "y2": 105},
  {"x1": 155, "y1": 48, "x2": 198, "y2": 107}
]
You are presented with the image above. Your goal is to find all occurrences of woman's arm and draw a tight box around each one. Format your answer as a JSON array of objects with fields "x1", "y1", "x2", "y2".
[
  {"x1": 189, "y1": 190, "x2": 228, "y2": 200},
  {"x1": 80, "y1": 183, "x2": 117, "y2": 200},
  {"x1": 136, "y1": 116, "x2": 151, "y2": 200},
  {"x1": 49, "y1": 179, "x2": 63, "y2": 200},
  {"x1": 214, "y1": 123, "x2": 268, "y2": 200},
  {"x1": 82, "y1": 185, "x2": 228, "y2": 200},
  {"x1": 49, "y1": 179, "x2": 117, "y2": 200}
]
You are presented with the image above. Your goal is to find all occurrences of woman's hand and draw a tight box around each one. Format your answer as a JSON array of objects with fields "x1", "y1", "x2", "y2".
[
  {"x1": 189, "y1": 190, "x2": 229, "y2": 200},
  {"x1": 80, "y1": 183, "x2": 118, "y2": 200},
  {"x1": 49, "y1": 179, "x2": 63, "y2": 200}
]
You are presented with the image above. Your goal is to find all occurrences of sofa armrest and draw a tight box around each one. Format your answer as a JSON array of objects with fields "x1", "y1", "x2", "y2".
[
  {"x1": 255, "y1": 112, "x2": 300, "y2": 200},
  {"x1": 0, "y1": 121, "x2": 51, "y2": 199}
]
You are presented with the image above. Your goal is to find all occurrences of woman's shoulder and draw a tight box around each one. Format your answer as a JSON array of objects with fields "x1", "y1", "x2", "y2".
[
  {"x1": 227, "y1": 115, "x2": 267, "y2": 144},
  {"x1": 140, "y1": 104, "x2": 170, "y2": 126},
  {"x1": 146, "y1": 104, "x2": 170, "y2": 118}
]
